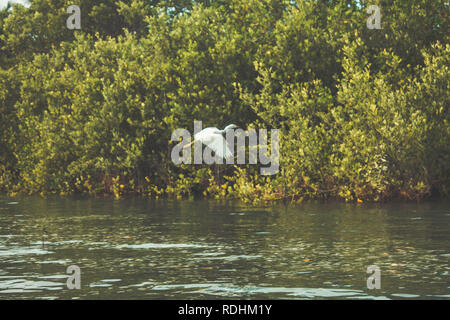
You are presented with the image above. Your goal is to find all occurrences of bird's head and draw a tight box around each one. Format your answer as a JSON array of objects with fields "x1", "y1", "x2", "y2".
[{"x1": 224, "y1": 124, "x2": 239, "y2": 131}]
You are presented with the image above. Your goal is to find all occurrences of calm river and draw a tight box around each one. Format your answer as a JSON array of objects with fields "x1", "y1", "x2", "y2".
[{"x1": 0, "y1": 196, "x2": 449, "y2": 299}]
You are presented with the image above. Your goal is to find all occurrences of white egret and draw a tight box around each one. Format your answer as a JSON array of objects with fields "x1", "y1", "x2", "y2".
[{"x1": 184, "y1": 124, "x2": 238, "y2": 160}]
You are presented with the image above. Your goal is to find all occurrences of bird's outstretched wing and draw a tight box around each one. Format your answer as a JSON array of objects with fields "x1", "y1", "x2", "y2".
[{"x1": 206, "y1": 134, "x2": 233, "y2": 160}]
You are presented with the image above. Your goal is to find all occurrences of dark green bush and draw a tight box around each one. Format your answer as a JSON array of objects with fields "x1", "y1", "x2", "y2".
[{"x1": 0, "y1": 0, "x2": 448, "y2": 202}]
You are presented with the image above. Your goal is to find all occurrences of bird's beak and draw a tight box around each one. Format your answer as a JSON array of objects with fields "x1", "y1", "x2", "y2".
[{"x1": 183, "y1": 141, "x2": 195, "y2": 149}]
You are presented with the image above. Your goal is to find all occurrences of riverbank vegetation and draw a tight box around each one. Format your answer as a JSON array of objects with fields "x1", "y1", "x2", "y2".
[{"x1": 0, "y1": 0, "x2": 448, "y2": 203}]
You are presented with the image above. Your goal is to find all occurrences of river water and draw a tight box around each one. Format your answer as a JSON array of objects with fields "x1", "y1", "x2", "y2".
[{"x1": 0, "y1": 195, "x2": 449, "y2": 299}]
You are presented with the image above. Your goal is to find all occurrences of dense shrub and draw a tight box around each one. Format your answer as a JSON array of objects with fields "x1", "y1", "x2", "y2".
[{"x1": 0, "y1": 0, "x2": 448, "y2": 202}]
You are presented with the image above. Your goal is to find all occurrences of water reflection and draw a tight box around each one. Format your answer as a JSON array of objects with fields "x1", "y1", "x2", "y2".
[{"x1": 0, "y1": 196, "x2": 449, "y2": 299}]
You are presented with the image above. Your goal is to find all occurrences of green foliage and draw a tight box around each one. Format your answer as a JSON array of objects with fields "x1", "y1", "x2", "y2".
[{"x1": 0, "y1": 0, "x2": 448, "y2": 202}]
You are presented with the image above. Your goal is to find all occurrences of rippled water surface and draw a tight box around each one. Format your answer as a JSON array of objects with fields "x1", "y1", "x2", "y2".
[{"x1": 0, "y1": 196, "x2": 449, "y2": 299}]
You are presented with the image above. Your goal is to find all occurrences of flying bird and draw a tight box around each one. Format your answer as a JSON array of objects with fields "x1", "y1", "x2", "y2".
[{"x1": 184, "y1": 124, "x2": 238, "y2": 160}]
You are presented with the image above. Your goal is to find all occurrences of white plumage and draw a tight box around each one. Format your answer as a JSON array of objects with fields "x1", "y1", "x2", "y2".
[{"x1": 191, "y1": 124, "x2": 238, "y2": 160}]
